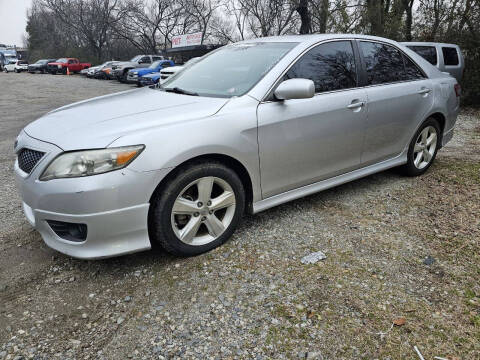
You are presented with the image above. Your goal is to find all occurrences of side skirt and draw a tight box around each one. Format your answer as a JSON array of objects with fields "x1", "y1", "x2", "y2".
[{"x1": 252, "y1": 153, "x2": 407, "y2": 214}]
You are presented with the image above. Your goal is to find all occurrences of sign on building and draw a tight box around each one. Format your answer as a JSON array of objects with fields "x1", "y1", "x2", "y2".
[{"x1": 171, "y1": 32, "x2": 203, "y2": 48}]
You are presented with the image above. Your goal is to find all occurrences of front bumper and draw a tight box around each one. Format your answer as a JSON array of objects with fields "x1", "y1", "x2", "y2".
[
  {"x1": 139, "y1": 78, "x2": 157, "y2": 87},
  {"x1": 14, "y1": 131, "x2": 170, "y2": 259},
  {"x1": 126, "y1": 73, "x2": 139, "y2": 83}
]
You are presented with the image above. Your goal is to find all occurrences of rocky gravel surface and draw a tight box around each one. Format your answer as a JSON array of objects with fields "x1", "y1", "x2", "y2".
[{"x1": 1, "y1": 73, "x2": 479, "y2": 359}]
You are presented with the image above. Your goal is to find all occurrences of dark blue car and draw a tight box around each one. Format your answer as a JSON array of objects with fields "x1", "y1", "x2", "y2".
[
  {"x1": 126, "y1": 60, "x2": 174, "y2": 85},
  {"x1": 139, "y1": 72, "x2": 162, "y2": 87}
]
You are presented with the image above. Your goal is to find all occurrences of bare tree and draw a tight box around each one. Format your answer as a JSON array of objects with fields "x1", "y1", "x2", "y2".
[{"x1": 40, "y1": 0, "x2": 127, "y2": 60}]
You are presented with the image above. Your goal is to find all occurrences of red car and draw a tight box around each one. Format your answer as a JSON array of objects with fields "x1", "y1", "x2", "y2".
[{"x1": 47, "y1": 58, "x2": 91, "y2": 75}]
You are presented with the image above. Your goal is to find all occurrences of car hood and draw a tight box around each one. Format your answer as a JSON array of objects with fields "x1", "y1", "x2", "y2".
[
  {"x1": 137, "y1": 68, "x2": 155, "y2": 76},
  {"x1": 142, "y1": 72, "x2": 160, "y2": 79},
  {"x1": 129, "y1": 67, "x2": 143, "y2": 73},
  {"x1": 161, "y1": 66, "x2": 183, "y2": 73},
  {"x1": 24, "y1": 88, "x2": 229, "y2": 150},
  {"x1": 115, "y1": 61, "x2": 136, "y2": 68}
]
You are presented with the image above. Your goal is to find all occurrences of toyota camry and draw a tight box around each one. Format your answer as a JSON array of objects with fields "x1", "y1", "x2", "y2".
[{"x1": 14, "y1": 34, "x2": 460, "y2": 259}]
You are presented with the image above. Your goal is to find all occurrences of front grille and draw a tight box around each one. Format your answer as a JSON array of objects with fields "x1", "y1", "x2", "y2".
[{"x1": 17, "y1": 148, "x2": 45, "y2": 174}]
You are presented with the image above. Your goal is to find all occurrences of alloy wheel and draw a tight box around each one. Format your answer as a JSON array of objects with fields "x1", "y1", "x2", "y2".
[
  {"x1": 170, "y1": 176, "x2": 236, "y2": 246},
  {"x1": 413, "y1": 125, "x2": 437, "y2": 169}
]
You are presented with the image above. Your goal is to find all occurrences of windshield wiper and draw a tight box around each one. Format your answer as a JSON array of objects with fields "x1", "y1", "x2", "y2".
[{"x1": 164, "y1": 87, "x2": 199, "y2": 96}]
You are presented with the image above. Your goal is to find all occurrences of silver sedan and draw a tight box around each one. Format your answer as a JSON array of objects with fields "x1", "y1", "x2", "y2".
[{"x1": 14, "y1": 34, "x2": 460, "y2": 259}]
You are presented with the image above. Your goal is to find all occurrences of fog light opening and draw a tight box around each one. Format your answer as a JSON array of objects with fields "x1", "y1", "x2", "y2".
[{"x1": 46, "y1": 220, "x2": 88, "y2": 242}]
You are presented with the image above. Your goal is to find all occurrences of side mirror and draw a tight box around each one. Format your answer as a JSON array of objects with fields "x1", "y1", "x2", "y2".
[{"x1": 274, "y1": 78, "x2": 315, "y2": 100}]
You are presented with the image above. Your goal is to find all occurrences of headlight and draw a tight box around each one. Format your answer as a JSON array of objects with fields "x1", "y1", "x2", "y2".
[
  {"x1": 40, "y1": 145, "x2": 144, "y2": 181},
  {"x1": 58, "y1": 64, "x2": 62, "y2": 69}
]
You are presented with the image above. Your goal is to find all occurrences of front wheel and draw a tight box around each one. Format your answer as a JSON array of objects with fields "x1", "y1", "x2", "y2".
[
  {"x1": 400, "y1": 118, "x2": 440, "y2": 176},
  {"x1": 149, "y1": 162, "x2": 245, "y2": 256}
]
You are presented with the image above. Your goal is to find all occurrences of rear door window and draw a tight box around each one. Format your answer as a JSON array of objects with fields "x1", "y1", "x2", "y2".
[
  {"x1": 442, "y1": 47, "x2": 459, "y2": 66},
  {"x1": 406, "y1": 46, "x2": 437, "y2": 65},
  {"x1": 284, "y1": 40, "x2": 357, "y2": 93},
  {"x1": 359, "y1": 41, "x2": 405, "y2": 85}
]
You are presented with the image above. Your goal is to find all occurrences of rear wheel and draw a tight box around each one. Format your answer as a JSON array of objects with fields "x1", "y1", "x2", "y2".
[
  {"x1": 400, "y1": 118, "x2": 440, "y2": 176},
  {"x1": 149, "y1": 162, "x2": 245, "y2": 256}
]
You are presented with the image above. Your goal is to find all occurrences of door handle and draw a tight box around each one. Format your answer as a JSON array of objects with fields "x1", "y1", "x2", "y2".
[
  {"x1": 347, "y1": 101, "x2": 365, "y2": 109},
  {"x1": 417, "y1": 88, "x2": 432, "y2": 94}
]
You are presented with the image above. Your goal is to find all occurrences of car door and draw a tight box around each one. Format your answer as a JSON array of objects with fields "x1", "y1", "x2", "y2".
[
  {"x1": 358, "y1": 41, "x2": 434, "y2": 165},
  {"x1": 139, "y1": 56, "x2": 151, "y2": 68},
  {"x1": 258, "y1": 40, "x2": 368, "y2": 198},
  {"x1": 68, "y1": 59, "x2": 77, "y2": 71}
]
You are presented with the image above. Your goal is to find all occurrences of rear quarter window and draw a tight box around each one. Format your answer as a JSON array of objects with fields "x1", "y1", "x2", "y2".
[
  {"x1": 442, "y1": 47, "x2": 459, "y2": 66},
  {"x1": 403, "y1": 55, "x2": 426, "y2": 80},
  {"x1": 407, "y1": 46, "x2": 437, "y2": 65}
]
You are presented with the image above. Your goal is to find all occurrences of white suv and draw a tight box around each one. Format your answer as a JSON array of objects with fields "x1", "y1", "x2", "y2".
[{"x1": 4, "y1": 60, "x2": 29, "y2": 73}]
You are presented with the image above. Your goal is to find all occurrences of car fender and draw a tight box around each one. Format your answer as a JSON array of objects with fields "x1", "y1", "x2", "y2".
[{"x1": 109, "y1": 98, "x2": 262, "y2": 201}]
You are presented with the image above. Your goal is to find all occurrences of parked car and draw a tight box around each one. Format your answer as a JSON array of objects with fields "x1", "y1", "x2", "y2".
[
  {"x1": 47, "y1": 58, "x2": 92, "y2": 75},
  {"x1": 4, "y1": 60, "x2": 28, "y2": 73},
  {"x1": 14, "y1": 34, "x2": 460, "y2": 259},
  {"x1": 111, "y1": 55, "x2": 164, "y2": 82},
  {"x1": 28, "y1": 59, "x2": 57, "y2": 74},
  {"x1": 80, "y1": 67, "x2": 90, "y2": 76},
  {"x1": 101, "y1": 63, "x2": 117, "y2": 80},
  {"x1": 127, "y1": 60, "x2": 174, "y2": 85},
  {"x1": 85, "y1": 61, "x2": 118, "y2": 78},
  {"x1": 95, "y1": 61, "x2": 121, "y2": 79},
  {"x1": 159, "y1": 57, "x2": 200, "y2": 84},
  {"x1": 139, "y1": 72, "x2": 162, "y2": 87},
  {"x1": 402, "y1": 42, "x2": 464, "y2": 82}
]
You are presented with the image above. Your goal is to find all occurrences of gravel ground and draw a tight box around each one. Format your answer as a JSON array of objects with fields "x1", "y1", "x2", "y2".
[{"x1": 0, "y1": 73, "x2": 479, "y2": 360}]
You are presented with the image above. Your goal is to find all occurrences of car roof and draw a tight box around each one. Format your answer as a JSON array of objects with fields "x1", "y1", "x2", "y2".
[
  {"x1": 401, "y1": 41, "x2": 460, "y2": 48},
  {"x1": 239, "y1": 33, "x2": 403, "y2": 46}
]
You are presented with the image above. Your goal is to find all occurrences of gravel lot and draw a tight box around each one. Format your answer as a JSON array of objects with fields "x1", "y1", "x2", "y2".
[{"x1": 1, "y1": 73, "x2": 479, "y2": 360}]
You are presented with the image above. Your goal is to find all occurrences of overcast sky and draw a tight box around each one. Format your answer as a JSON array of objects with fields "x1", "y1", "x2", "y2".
[{"x1": 0, "y1": 0, "x2": 33, "y2": 46}]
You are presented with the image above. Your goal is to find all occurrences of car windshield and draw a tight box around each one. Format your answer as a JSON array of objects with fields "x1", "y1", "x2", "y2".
[
  {"x1": 56, "y1": 58, "x2": 68, "y2": 63},
  {"x1": 162, "y1": 42, "x2": 298, "y2": 97},
  {"x1": 149, "y1": 61, "x2": 162, "y2": 69},
  {"x1": 130, "y1": 55, "x2": 142, "y2": 62}
]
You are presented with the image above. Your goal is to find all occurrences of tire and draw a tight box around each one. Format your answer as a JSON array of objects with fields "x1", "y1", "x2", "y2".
[
  {"x1": 3, "y1": 68, "x2": 7, "y2": 73},
  {"x1": 149, "y1": 161, "x2": 245, "y2": 256},
  {"x1": 14, "y1": 69, "x2": 18, "y2": 73},
  {"x1": 400, "y1": 117, "x2": 441, "y2": 176},
  {"x1": 119, "y1": 70, "x2": 129, "y2": 83}
]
